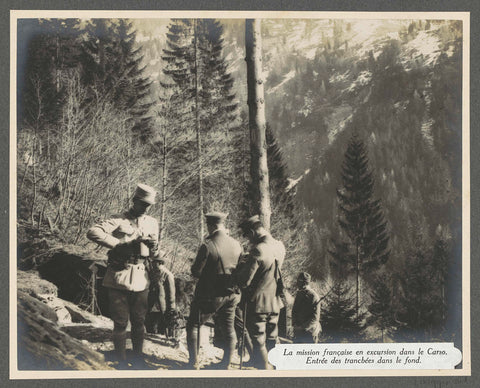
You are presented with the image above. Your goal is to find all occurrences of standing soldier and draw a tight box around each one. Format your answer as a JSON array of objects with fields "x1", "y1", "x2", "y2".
[
  {"x1": 292, "y1": 272, "x2": 321, "y2": 343},
  {"x1": 145, "y1": 258, "x2": 176, "y2": 336},
  {"x1": 236, "y1": 215, "x2": 286, "y2": 370},
  {"x1": 87, "y1": 183, "x2": 159, "y2": 367},
  {"x1": 186, "y1": 212, "x2": 242, "y2": 369}
]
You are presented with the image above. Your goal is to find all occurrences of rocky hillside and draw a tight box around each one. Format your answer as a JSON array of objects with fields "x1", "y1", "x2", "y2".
[
  {"x1": 16, "y1": 269, "x2": 246, "y2": 371},
  {"x1": 17, "y1": 270, "x2": 114, "y2": 370}
]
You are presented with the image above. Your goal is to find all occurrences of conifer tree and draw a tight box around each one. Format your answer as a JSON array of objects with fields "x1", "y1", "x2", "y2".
[
  {"x1": 321, "y1": 282, "x2": 365, "y2": 341},
  {"x1": 329, "y1": 133, "x2": 390, "y2": 317},
  {"x1": 161, "y1": 18, "x2": 241, "y2": 241},
  {"x1": 432, "y1": 228, "x2": 450, "y2": 320},
  {"x1": 22, "y1": 18, "x2": 81, "y2": 129},
  {"x1": 264, "y1": 123, "x2": 312, "y2": 276},
  {"x1": 162, "y1": 19, "x2": 238, "y2": 133},
  {"x1": 266, "y1": 124, "x2": 295, "y2": 220},
  {"x1": 367, "y1": 275, "x2": 396, "y2": 341},
  {"x1": 80, "y1": 19, "x2": 154, "y2": 138},
  {"x1": 395, "y1": 245, "x2": 445, "y2": 341}
]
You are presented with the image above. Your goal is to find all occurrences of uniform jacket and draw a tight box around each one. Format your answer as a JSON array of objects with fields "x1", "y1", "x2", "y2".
[
  {"x1": 87, "y1": 210, "x2": 159, "y2": 292},
  {"x1": 191, "y1": 229, "x2": 242, "y2": 299},
  {"x1": 148, "y1": 265, "x2": 176, "y2": 313},
  {"x1": 292, "y1": 285, "x2": 321, "y2": 334},
  {"x1": 236, "y1": 233, "x2": 286, "y2": 314}
]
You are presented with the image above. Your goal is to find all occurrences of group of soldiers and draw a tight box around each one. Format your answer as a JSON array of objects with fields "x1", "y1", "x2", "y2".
[{"x1": 87, "y1": 183, "x2": 321, "y2": 370}]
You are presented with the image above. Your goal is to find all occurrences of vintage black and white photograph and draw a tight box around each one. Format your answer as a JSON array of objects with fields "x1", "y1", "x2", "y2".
[{"x1": 12, "y1": 11, "x2": 469, "y2": 377}]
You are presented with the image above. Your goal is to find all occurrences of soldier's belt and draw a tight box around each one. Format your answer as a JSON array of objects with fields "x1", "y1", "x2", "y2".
[{"x1": 125, "y1": 256, "x2": 148, "y2": 264}]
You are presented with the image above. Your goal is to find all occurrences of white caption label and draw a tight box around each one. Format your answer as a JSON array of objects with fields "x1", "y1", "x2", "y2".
[{"x1": 268, "y1": 343, "x2": 462, "y2": 370}]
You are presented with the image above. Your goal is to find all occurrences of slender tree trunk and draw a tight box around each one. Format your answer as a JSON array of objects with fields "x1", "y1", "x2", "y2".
[
  {"x1": 356, "y1": 243, "x2": 360, "y2": 319},
  {"x1": 194, "y1": 19, "x2": 205, "y2": 240},
  {"x1": 126, "y1": 138, "x2": 131, "y2": 206},
  {"x1": 245, "y1": 19, "x2": 271, "y2": 230},
  {"x1": 90, "y1": 265, "x2": 98, "y2": 315},
  {"x1": 30, "y1": 141, "x2": 37, "y2": 225},
  {"x1": 159, "y1": 129, "x2": 168, "y2": 251},
  {"x1": 441, "y1": 281, "x2": 445, "y2": 321},
  {"x1": 55, "y1": 35, "x2": 60, "y2": 92},
  {"x1": 99, "y1": 36, "x2": 105, "y2": 80}
]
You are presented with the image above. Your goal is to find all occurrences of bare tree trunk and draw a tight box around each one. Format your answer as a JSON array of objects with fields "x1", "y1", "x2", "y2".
[
  {"x1": 159, "y1": 129, "x2": 168, "y2": 251},
  {"x1": 30, "y1": 137, "x2": 37, "y2": 225},
  {"x1": 245, "y1": 19, "x2": 271, "y2": 230},
  {"x1": 126, "y1": 138, "x2": 132, "y2": 206},
  {"x1": 55, "y1": 35, "x2": 60, "y2": 92},
  {"x1": 356, "y1": 243, "x2": 360, "y2": 319},
  {"x1": 194, "y1": 19, "x2": 205, "y2": 240}
]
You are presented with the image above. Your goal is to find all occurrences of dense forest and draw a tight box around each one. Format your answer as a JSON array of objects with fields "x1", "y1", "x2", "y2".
[{"x1": 17, "y1": 18, "x2": 463, "y2": 345}]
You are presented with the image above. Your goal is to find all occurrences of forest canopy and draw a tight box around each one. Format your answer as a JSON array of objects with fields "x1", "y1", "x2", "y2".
[{"x1": 16, "y1": 18, "x2": 463, "y2": 344}]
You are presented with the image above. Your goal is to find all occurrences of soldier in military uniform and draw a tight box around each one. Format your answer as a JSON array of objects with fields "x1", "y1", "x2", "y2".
[
  {"x1": 292, "y1": 272, "x2": 321, "y2": 344},
  {"x1": 236, "y1": 215, "x2": 286, "y2": 370},
  {"x1": 87, "y1": 184, "x2": 159, "y2": 366},
  {"x1": 145, "y1": 258, "x2": 176, "y2": 336},
  {"x1": 186, "y1": 212, "x2": 242, "y2": 369}
]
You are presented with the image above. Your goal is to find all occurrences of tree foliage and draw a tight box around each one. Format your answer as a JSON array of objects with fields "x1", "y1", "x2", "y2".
[
  {"x1": 321, "y1": 281, "x2": 366, "y2": 342},
  {"x1": 394, "y1": 240, "x2": 448, "y2": 341},
  {"x1": 160, "y1": 18, "x2": 243, "y2": 243},
  {"x1": 329, "y1": 133, "x2": 390, "y2": 315},
  {"x1": 367, "y1": 275, "x2": 396, "y2": 341},
  {"x1": 80, "y1": 19, "x2": 154, "y2": 139}
]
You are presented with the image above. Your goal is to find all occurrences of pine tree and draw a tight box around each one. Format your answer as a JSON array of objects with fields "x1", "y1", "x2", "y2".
[
  {"x1": 162, "y1": 19, "x2": 238, "y2": 133},
  {"x1": 20, "y1": 19, "x2": 83, "y2": 226},
  {"x1": 395, "y1": 244, "x2": 445, "y2": 341},
  {"x1": 79, "y1": 19, "x2": 111, "y2": 91},
  {"x1": 161, "y1": 18, "x2": 242, "y2": 241},
  {"x1": 321, "y1": 281, "x2": 365, "y2": 342},
  {"x1": 110, "y1": 19, "x2": 154, "y2": 138},
  {"x1": 266, "y1": 124, "x2": 295, "y2": 220},
  {"x1": 198, "y1": 20, "x2": 238, "y2": 134},
  {"x1": 432, "y1": 228, "x2": 450, "y2": 320},
  {"x1": 21, "y1": 18, "x2": 81, "y2": 129},
  {"x1": 329, "y1": 133, "x2": 390, "y2": 317},
  {"x1": 367, "y1": 275, "x2": 396, "y2": 342},
  {"x1": 264, "y1": 123, "x2": 311, "y2": 277},
  {"x1": 80, "y1": 19, "x2": 154, "y2": 138}
]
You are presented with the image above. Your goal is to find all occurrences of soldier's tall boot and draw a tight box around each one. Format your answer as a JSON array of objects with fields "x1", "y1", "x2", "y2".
[
  {"x1": 186, "y1": 325, "x2": 199, "y2": 369},
  {"x1": 218, "y1": 340, "x2": 235, "y2": 369},
  {"x1": 266, "y1": 338, "x2": 276, "y2": 352},
  {"x1": 112, "y1": 331, "x2": 127, "y2": 364},
  {"x1": 131, "y1": 328, "x2": 147, "y2": 369},
  {"x1": 131, "y1": 334, "x2": 144, "y2": 355},
  {"x1": 259, "y1": 346, "x2": 270, "y2": 370}
]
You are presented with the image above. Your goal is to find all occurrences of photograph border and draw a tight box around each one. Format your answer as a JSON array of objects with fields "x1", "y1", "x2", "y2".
[{"x1": 8, "y1": 7, "x2": 472, "y2": 382}]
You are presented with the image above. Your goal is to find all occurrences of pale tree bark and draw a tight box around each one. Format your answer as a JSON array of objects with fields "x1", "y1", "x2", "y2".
[
  {"x1": 245, "y1": 19, "x2": 271, "y2": 231},
  {"x1": 159, "y1": 126, "x2": 168, "y2": 251},
  {"x1": 194, "y1": 19, "x2": 205, "y2": 240}
]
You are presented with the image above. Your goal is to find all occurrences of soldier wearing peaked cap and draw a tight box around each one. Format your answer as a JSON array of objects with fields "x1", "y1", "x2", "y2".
[
  {"x1": 235, "y1": 215, "x2": 286, "y2": 369},
  {"x1": 87, "y1": 183, "x2": 159, "y2": 366},
  {"x1": 292, "y1": 271, "x2": 321, "y2": 344},
  {"x1": 145, "y1": 257, "x2": 176, "y2": 337},
  {"x1": 186, "y1": 211, "x2": 242, "y2": 369}
]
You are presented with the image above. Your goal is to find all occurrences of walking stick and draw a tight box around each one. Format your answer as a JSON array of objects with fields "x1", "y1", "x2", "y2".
[
  {"x1": 196, "y1": 308, "x2": 201, "y2": 370},
  {"x1": 239, "y1": 300, "x2": 248, "y2": 370}
]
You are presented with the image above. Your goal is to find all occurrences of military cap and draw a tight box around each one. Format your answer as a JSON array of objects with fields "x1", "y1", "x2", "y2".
[
  {"x1": 239, "y1": 215, "x2": 263, "y2": 232},
  {"x1": 151, "y1": 256, "x2": 166, "y2": 265},
  {"x1": 133, "y1": 183, "x2": 157, "y2": 205},
  {"x1": 205, "y1": 211, "x2": 228, "y2": 223},
  {"x1": 297, "y1": 272, "x2": 311, "y2": 284}
]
